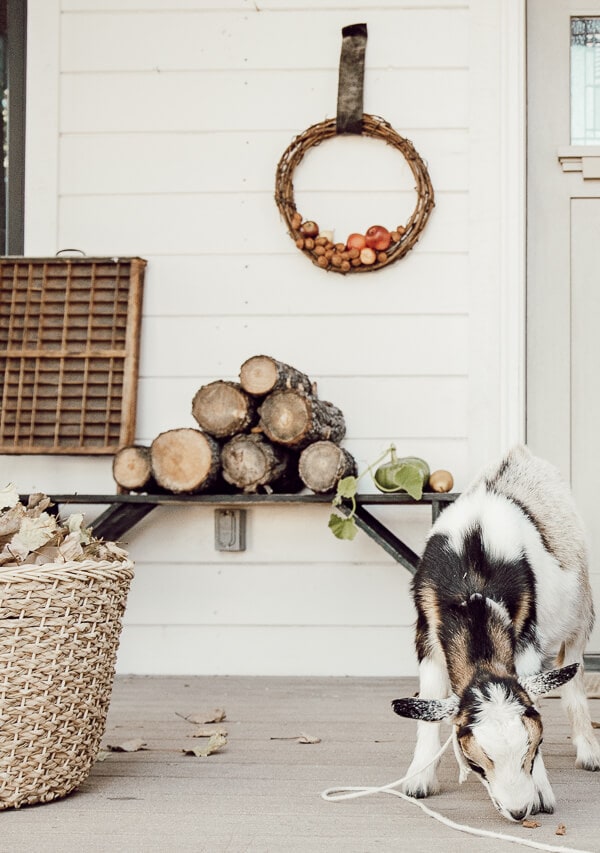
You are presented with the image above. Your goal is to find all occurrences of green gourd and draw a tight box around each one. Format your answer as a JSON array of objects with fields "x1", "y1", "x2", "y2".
[{"x1": 373, "y1": 447, "x2": 430, "y2": 500}]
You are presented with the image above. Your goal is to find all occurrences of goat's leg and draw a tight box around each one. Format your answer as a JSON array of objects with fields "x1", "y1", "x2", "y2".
[
  {"x1": 531, "y1": 750, "x2": 556, "y2": 814},
  {"x1": 560, "y1": 644, "x2": 600, "y2": 770},
  {"x1": 401, "y1": 654, "x2": 450, "y2": 798}
]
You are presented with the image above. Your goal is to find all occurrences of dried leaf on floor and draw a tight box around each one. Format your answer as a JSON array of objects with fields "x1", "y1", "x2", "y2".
[
  {"x1": 183, "y1": 732, "x2": 227, "y2": 757},
  {"x1": 270, "y1": 732, "x2": 321, "y2": 744},
  {"x1": 298, "y1": 732, "x2": 321, "y2": 744},
  {"x1": 191, "y1": 726, "x2": 228, "y2": 738},
  {"x1": 95, "y1": 751, "x2": 110, "y2": 762},
  {"x1": 555, "y1": 824, "x2": 567, "y2": 836},
  {"x1": 522, "y1": 819, "x2": 541, "y2": 829},
  {"x1": 107, "y1": 738, "x2": 148, "y2": 752},
  {"x1": 180, "y1": 708, "x2": 226, "y2": 725}
]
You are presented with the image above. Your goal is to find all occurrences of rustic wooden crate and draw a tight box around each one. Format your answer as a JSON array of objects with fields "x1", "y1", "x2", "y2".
[{"x1": 0, "y1": 256, "x2": 146, "y2": 454}]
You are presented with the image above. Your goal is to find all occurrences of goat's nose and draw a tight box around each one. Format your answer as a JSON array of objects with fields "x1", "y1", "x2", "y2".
[{"x1": 509, "y1": 808, "x2": 528, "y2": 822}]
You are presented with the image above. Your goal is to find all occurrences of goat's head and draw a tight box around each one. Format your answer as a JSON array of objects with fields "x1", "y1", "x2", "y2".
[{"x1": 392, "y1": 662, "x2": 579, "y2": 821}]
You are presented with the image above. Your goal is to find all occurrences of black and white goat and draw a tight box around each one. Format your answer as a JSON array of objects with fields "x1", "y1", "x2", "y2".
[{"x1": 392, "y1": 445, "x2": 600, "y2": 822}]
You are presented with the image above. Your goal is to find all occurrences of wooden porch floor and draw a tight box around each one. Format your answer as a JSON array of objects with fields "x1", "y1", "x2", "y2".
[{"x1": 1, "y1": 676, "x2": 599, "y2": 853}]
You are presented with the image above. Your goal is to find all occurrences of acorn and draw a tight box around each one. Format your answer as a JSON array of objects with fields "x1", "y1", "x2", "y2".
[
  {"x1": 291, "y1": 212, "x2": 302, "y2": 230},
  {"x1": 300, "y1": 221, "x2": 319, "y2": 238},
  {"x1": 428, "y1": 470, "x2": 454, "y2": 493}
]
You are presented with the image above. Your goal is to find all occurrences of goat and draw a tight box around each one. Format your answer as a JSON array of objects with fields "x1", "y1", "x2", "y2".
[{"x1": 392, "y1": 445, "x2": 600, "y2": 822}]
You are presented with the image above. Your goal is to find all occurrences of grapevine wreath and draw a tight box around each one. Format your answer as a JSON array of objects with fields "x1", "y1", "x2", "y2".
[
  {"x1": 275, "y1": 115, "x2": 435, "y2": 274},
  {"x1": 274, "y1": 24, "x2": 435, "y2": 274}
]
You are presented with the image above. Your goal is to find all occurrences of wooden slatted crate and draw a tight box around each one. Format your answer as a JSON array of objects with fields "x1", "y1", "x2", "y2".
[{"x1": 0, "y1": 257, "x2": 146, "y2": 454}]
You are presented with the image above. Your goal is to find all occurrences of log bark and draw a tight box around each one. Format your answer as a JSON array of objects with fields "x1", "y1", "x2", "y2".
[
  {"x1": 239, "y1": 355, "x2": 314, "y2": 397},
  {"x1": 191, "y1": 380, "x2": 257, "y2": 438},
  {"x1": 150, "y1": 428, "x2": 220, "y2": 493},
  {"x1": 220, "y1": 433, "x2": 301, "y2": 494},
  {"x1": 298, "y1": 441, "x2": 357, "y2": 494},
  {"x1": 258, "y1": 390, "x2": 346, "y2": 449},
  {"x1": 112, "y1": 444, "x2": 157, "y2": 493}
]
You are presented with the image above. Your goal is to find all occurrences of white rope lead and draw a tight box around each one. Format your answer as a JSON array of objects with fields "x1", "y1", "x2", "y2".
[{"x1": 320, "y1": 734, "x2": 594, "y2": 853}]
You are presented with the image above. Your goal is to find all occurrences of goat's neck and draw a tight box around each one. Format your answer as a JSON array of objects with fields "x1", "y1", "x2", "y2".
[{"x1": 444, "y1": 597, "x2": 516, "y2": 695}]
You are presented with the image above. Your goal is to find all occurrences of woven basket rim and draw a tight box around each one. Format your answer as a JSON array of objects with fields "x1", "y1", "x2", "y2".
[{"x1": 0, "y1": 557, "x2": 134, "y2": 582}]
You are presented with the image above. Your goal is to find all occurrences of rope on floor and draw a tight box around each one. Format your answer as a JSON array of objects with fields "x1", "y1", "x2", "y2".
[{"x1": 321, "y1": 734, "x2": 594, "y2": 853}]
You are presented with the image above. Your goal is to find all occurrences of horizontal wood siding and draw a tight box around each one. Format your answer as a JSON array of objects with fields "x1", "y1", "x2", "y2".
[{"x1": 10, "y1": 0, "x2": 510, "y2": 675}]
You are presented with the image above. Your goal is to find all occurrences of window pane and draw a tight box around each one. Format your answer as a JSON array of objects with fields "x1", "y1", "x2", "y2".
[{"x1": 571, "y1": 17, "x2": 600, "y2": 144}]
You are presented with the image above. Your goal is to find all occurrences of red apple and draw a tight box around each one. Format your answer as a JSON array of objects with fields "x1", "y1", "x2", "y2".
[
  {"x1": 346, "y1": 233, "x2": 367, "y2": 251},
  {"x1": 365, "y1": 225, "x2": 391, "y2": 251}
]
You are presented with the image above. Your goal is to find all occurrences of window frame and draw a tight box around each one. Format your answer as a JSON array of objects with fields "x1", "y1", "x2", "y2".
[{"x1": 2, "y1": 0, "x2": 26, "y2": 255}]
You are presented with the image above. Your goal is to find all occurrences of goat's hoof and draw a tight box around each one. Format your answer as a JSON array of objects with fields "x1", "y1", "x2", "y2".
[
  {"x1": 401, "y1": 778, "x2": 439, "y2": 799},
  {"x1": 532, "y1": 799, "x2": 554, "y2": 815},
  {"x1": 401, "y1": 785, "x2": 429, "y2": 799},
  {"x1": 575, "y1": 746, "x2": 600, "y2": 771}
]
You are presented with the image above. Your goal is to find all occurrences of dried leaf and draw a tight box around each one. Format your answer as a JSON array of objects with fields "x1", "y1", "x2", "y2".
[
  {"x1": 555, "y1": 824, "x2": 567, "y2": 836},
  {"x1": 191, "y1": 726, "x2": 228, "y2": 738},
  {"x1": 298, "y1": 732, "x2": 321, "y2": 744},
  {"x1": 66, "y1": 512, "x2": 93, "y2": 544},
  {"x1": 0, "y1": 484, "x2": 19, "y2": 511},
  {"x1": 11, "y1": 512, "x2": 58, "y2": 554},
  {"x1": 32, "y1": 545, "x2": 62, "y2": 566},
  {"x1": 27, "y1": 493, "x2": 52, "y2": 515},
  {"x1": 0, "y1": 505, "x2": 25, "y2": 538},
  {"x1": 183, "y1": 708, "x2": 226, "y2": 725},
  {"x1": 107, "y1": 738, "x2": 147, "y2": 753},
  {"x1": 57, "y1": 530, "x2": 84, "y2": 561},
  {"x1": 183, "y1": 733, "x2": 227, "y2": 757},
  {"x1": 96, "y1": 751, "x2": 111, "y2": 762},
  {"x1": 522, "y1": 819, "x2": 541, "y2": 829},
  {"x1": 82, "y1": 539, "x2": 129, "y2": 562},
  {"x1": 592, "y1": 720, "x2": 600, "y2": 729},
  {"x1": 270, "y1": 732, "x2": 321, "y2": 744}
]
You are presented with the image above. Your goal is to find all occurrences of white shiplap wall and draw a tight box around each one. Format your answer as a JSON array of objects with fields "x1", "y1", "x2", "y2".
[{"x1": 10, "y1": 0, "x2": 524, "y2": 674}]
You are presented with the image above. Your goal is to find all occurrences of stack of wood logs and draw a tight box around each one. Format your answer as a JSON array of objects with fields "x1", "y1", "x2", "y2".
[{"x1": 113, "y1": 355, "x2": 357, "y2": 495}]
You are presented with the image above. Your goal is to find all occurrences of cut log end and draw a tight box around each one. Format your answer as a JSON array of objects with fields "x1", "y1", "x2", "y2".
[
  {"x1": 259, "y1": 391, "x2": 309, "y2": 445},
  {"x1": 259, "y1": 390, "x2": 345, "y2": 448},
  {"x1": 150, "y1": 428, "x2": 220, "y2": 493},
  {"x1": 239, "y1": 355, "x2": 313, "y2": 396},
  {"x1": 221, "y1": 433, "x2": 295, "y2": 493},
  {"x1": 239, "y1": 356, "x2": 279, "y2": 396},
  {"x1": 299, "y1": 441, "x2": 357, "y2": 493},
  {"x1": 112, "y1": 445, "x2": 153, "y2": 491},
  {"x1": 191, "y1": 381, "x2": 256, "y2": 438}
]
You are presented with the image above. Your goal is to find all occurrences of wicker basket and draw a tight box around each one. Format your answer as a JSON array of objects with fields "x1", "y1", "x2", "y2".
[{"x1": 0, "y1": 558, "x2": 134, "y2": 809}]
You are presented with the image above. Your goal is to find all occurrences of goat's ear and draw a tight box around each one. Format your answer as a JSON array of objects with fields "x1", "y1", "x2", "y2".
[
  {"x1": 391, "y1": 695, "x2": 459, "y2": 722},
  {"x1": 520, "y1": 662, "x2": 579, "y2": 696}
]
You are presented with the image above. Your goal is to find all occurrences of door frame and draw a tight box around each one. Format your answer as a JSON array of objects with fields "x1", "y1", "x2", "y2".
[{"x1": 469, "y1": 0, "x2": 527, "y2": 468}]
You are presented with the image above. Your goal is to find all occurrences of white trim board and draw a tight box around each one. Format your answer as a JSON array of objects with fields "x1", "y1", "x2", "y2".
[{"x1": 468, "y1": 0, "x2": 526, "y2": 472}]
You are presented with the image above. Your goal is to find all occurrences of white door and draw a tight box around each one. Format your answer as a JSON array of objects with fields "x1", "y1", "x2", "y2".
[{"x1": 528, "y1": 0, "x2": 600, "y2": 654}]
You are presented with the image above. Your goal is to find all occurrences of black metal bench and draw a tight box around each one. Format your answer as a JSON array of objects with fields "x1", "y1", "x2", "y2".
[{"x1": 34, "y1": 491, "x2": 459, "y2": 574}]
